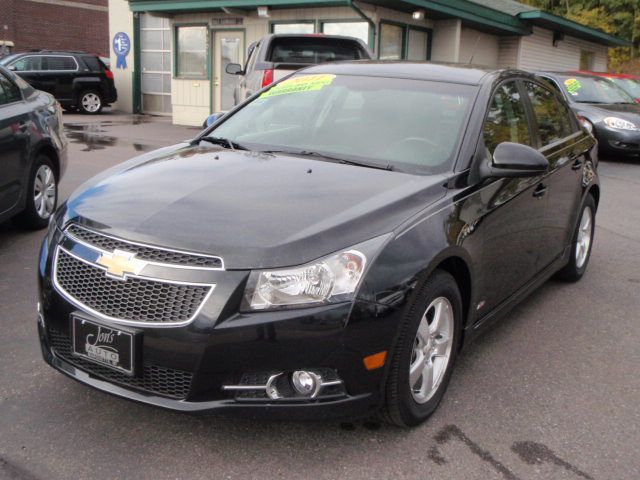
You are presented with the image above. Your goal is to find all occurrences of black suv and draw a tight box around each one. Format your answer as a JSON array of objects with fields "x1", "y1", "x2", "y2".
[{"x1": 0, "y1": 50, "x2": 117, "y2": 114}]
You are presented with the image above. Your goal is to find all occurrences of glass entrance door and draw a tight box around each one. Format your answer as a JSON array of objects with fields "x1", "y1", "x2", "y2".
[{"x1": 212, "y1": 31, "x2": 244, "y2": 112}]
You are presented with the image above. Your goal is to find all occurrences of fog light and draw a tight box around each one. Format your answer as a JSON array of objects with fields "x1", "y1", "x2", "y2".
[{"x1": 291, "y1": 370, "x2": 320, "y2": 397}]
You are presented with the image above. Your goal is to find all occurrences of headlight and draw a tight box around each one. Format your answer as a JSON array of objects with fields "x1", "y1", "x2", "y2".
[
  {"x1": 242, "y1": 235, "x2": 390, "y2": 311},
  {"x1": 603, "y1": 116, "x2": 638, "y2": 131}
]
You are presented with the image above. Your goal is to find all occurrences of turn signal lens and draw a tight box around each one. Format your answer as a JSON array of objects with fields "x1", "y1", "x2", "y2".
[
  {"x1": 105, "y1": 69, "x2": 114, "y2": 80},
  {"x1": 363, "y1": 351, "x2": 387, "y2": 371}
]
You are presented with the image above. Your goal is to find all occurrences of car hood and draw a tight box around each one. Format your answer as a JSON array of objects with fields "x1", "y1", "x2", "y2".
[
  {"x1": 60, "y1": 145, "x2": 446, "y2": 269},
  {"x1": 572, "y1": 102, "x2": 640, "y2": 123}
]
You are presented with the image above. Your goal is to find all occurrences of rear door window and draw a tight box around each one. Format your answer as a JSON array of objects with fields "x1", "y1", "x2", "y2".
[
  {"x1": 267, "y1": 37, "x2": 366, "y2": 64},
  {"x1": 43, "y1": 56, "x2": 77, "y2": 71},
  {"x1": 483, "y1": 81, "x2": 532, "y2": 154},
  {"x1": 524, "y1": 81, "x2": 575, "y2": 147}
]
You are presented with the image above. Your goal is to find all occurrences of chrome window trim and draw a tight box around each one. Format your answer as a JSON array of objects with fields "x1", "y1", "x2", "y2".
[
  {"x1": 65, "y1": 224, "x2": 225, "y2": 271},
  {"x1": 53, "y1": 246, "x2": 216, "y2": 328},
  {"x1": 9, "y1": 54, "x2": 80, "y2": 73}
]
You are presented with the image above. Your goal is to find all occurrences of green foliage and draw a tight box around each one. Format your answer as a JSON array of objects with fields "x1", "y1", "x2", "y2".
[{"x1": 520, "y1": 0, "x2": 640, "y2": 71}]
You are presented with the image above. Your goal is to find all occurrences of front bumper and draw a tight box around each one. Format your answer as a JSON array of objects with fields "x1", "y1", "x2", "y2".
[
  {"x1": 595, "y1": 125, "x2": 640, "y2": 155},
  {"x1": 37, "y1": 229, "x2": 397, "y2": 420}
]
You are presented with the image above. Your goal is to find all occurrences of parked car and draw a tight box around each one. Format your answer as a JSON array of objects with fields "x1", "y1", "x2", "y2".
[
  {"x1": 224, "y1": 34, "x2": 372, "y2": 105},
  {"x1": 0, "y1": 65, "x2": 66, "y2": 229},
  {"x1": 578, "y1": 70, "x2": 640, "y2": 103},
  {"x1": 539, "y1": 71, "x2": 640, "y2": 157},
  {"x1": 38, "y1": 63, "x2": 599, "y2": 427},
  {"x1": 0, "y1": 50, "x2": 117, "y2": 114}
]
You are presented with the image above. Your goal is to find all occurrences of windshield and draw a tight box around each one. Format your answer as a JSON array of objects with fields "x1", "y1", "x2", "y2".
[
  {"x1": 207, "y1": 74, "x2": 476, "y2": 174},
  {"x1": 558, "y1": 75, "x2": 636, "y2": 104},
  {"x1": 610, "y1": 77, "x2": 640, "y2": 99}
]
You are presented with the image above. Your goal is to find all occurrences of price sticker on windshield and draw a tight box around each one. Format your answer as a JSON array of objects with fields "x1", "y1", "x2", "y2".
[
  {"x1": 564, "y1": 78, "x2": 582, "y2": 95},
  {"x1": 261, "y1": 74, "x2": 336, "y2": 98}
]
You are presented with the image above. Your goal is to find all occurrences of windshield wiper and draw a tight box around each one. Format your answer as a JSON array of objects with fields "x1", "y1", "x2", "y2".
[
  {"x1": 262, "y1": 149, "x2": 393, "y2": 171},
  {"x1": 195, "y1": 136, "x2": 247, "y2": 150}
]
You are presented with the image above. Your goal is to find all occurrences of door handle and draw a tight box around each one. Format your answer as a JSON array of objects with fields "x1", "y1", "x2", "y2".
[
  {"x1": 533, "y1": 183, "x2": 547, "y2": 198},
  {"x1": 17, "y1": 121, "x2": 28, "y2": 132},
  {"x1": 571, "y1": 158, "x2": 583, "y2": 170}
]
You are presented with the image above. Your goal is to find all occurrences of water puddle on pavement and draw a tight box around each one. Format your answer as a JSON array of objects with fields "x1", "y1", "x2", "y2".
[{"x1": 63, "y1": 122, "x2": 156, "y2": 153}]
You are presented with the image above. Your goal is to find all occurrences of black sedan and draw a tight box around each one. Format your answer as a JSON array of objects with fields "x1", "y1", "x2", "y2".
[
  {"x1": 0, "y1": 65, "x2": 67, "y2": 229},
  {"x1": 539, "y1": 71, "x2": 640, "y2": 157},
  {"x1": 38, "y1": 63, "x2": 599, "y2": 427}
]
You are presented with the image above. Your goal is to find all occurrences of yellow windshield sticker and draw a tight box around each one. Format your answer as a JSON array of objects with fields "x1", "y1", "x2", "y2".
[
  {"x1": 261, "y1": 74, "x2": 336, "y2": 98},
  {"x1": 564, "y1": 78, "x2": 582, "y2": 95}
]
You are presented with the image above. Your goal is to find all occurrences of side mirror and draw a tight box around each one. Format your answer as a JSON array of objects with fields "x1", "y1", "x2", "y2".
[
  {"x1": 481, "y1": 142, "x2": 549, "y2": 179},
  {"x1": 202, "y1": 112, "x2": 225, "y2": 129},
  {"x1": 7, "y1": 65, "x2": 16, "y2": 71},
  {"x1": 225, "y1": 63, "x2": 243, "y2": 75}
]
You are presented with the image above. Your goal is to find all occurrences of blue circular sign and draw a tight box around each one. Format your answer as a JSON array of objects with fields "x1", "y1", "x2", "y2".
[{"x1": 113, "y1": 32, "x2": 131, "y2": 69}]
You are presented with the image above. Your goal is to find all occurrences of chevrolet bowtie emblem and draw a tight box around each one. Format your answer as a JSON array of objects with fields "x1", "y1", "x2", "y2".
[{"x1": 96, "y1": 249, "x2": 147, "y2": 279}]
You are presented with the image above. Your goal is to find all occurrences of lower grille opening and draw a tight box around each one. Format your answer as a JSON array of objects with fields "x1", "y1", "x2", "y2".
[{"x1": 48, "y1": 329, "x2": 193, "y2": 400}]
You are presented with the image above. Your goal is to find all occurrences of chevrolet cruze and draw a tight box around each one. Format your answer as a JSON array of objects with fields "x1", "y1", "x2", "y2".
[{"x1": 38, "y1": 63, "x2": 599, "y2": 427}]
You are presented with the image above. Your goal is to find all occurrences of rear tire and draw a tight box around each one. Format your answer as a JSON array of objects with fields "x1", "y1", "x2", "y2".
[
  {"x1": 13, "y1": 155, "x2": 58, "y2": 230},
  {"x1": 556, "y1": 195, "x2": 596, "y2": 282},
  {"x1": 380, "y1": 270, "x2": 462, "y2": 427},
  {"x1": 78, "y1": 90, "x2": 103, "y2": 114}
]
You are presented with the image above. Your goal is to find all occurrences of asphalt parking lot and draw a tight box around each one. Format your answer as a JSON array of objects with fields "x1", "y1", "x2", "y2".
[{"x1": 1, "y1": 111, "x2": 639, "y2": 480}]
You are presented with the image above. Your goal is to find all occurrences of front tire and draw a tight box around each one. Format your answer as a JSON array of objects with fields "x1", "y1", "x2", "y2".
[
  {"x1": 13, "y1": 155, "x2": 58, "y2": 230},
  {"x1": 557, "y1": 195, "x2": 596, "y2": 282},
  {"x1": 78, "y1": 90, "x2": 103, "y2": 114},
  {"x1": 380, "y1": 270, "x2": 462, "y2": 427}
]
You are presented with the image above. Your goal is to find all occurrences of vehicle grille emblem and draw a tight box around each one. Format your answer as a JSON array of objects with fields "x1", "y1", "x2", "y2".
[{"x1": 96, "y1": 249, "x2": 147, "y2": 280}]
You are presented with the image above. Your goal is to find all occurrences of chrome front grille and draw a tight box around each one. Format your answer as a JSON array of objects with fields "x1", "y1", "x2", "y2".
[
  {"x1": 53, "y1": 224, "x2": 219, "y2": 326},
  {"x1": 66, "y1": 224, "x2": 223, "y2": 269}
]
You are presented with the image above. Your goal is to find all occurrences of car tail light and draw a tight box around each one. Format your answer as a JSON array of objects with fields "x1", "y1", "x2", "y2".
[
  {"x1": 261, "y1": 69, "x2": 274, "y2": 88},
  {"x1": 105, "y1": 69, "x2": 114, "y2": 80},
  {"x1": 636, "y1": 98, "x2": 640, "y2": 104},
  {"x1": 576, "y1": 116, "x2": 593, "y2": 134}
]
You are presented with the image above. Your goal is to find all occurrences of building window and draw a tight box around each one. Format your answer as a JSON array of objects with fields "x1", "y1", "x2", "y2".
[
  {"x1": 176, "y1": 25, "x2": 207, "y2": 78},
  {"x1": 271, "y1": 22, "x2": 315, "y2": 34},
  {"x1": 322, "y1": 21, "x2": 369, "y2": 45},
  {"x1": 580, "y1": 50, "x2": 595, "y2": 70},
  {"x1": 379, "y1": 22, "x2": 404, "y2": 60},
  {"x1": 140, "y1": 13, "x2": 172, "y2": 114}
]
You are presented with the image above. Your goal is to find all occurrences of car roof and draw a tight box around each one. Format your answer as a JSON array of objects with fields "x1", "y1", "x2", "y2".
[{"x1": 300, "y1": 61, "x2": 512, "y2": 86}]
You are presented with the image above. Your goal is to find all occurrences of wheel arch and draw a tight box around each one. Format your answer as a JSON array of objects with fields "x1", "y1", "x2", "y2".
[
  {"x1": 587, "y1": 184, "x2": 600, "y2": 211},
  {"x1": 34, "y1": 142, "x2": 60, "y2": 180}
]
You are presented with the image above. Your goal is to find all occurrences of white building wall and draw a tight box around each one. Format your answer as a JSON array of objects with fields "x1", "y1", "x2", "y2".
[
  {"x1": 108, "y1": 0, "x2": 134, "y2": 112},
  {"x1": 517, "y1": 26, "x2": 609, "y2": 71},
  {"x1": 458, "y1": 27, "x2": 499, "y2": 66},
  {"x1": 431, "y1": 19, "x2": 461, "y2": 63},
  {"x1": 497, "y1": 36, "x2": 520, "y2": 68}
]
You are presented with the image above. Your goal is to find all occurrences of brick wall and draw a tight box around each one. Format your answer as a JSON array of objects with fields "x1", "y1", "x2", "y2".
[{"x1": 0, "y1": 0, "x2": 109, "y2": 56}]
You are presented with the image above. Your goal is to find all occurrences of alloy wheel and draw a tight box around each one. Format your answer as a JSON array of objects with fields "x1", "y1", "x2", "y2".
[
  {"x1": 576, "y1": 206, "x2": 593, "y2": 269},
  {"x1": 34, "y1": 165, "x2": 56, "y2": 219},
  {"x1": 409, "y1": 296, "x2": 455, "y2": 404},
  {"x1": 82, "y1": 93, "x2": 101, "y2": 113}
]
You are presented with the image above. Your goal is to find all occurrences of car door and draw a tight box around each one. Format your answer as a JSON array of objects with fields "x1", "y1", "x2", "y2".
[
  {"x1": 474, "y1": 79, "x2": 549, "y2": 313},
  {"x1": 0, "y1": 72, "x2": 28, "y2": 216},
  {"x1": 522, "y1": 80, "x2": 587, "y2": 269},
  {"x1": 42, "y1": 55, "x2": 78, "y2": 102}
]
